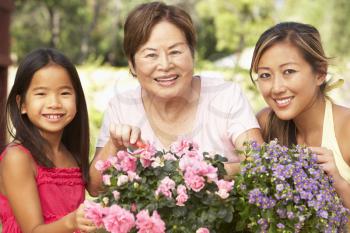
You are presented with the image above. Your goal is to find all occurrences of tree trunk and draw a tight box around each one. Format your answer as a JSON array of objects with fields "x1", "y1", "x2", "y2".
[
  {"x1": 0, "y1": 68, "x2": 8, "y2": 146},
  {"x1": 79, "y1": 0, "x2": 101, "y2": 63},
  {"x1": 48, "y1": 6, "x2": 60, "y2": 48},
  {"x1": 0, "y1": 0, "x2": 13, "y2": 147}
]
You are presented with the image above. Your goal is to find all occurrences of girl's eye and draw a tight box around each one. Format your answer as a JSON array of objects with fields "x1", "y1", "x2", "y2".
[
  {"x1": 258, "y1": 73, "x2": 271, "y2": 79},
  {"x1": 35, "y1": 92, "x2": 45, "y2": 96},
  {"x1": 61, "y1": 91, "x2": 72, "y2": 95}
]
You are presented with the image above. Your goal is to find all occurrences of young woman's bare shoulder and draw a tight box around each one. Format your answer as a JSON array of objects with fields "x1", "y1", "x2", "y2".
[
  {"x1": 333, "y1": 104, "x2": 350, "y2": 131},
  {"x1": 256, "y1": 107, "x2": 272, "y2": 129},
  {"x1": 333, "y1": 104, "x2": 350, "y2": 164}
]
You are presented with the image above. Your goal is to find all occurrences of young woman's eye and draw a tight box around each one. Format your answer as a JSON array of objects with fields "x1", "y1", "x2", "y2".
[
  {"x1": 284, "y1": 69, "x2": 296, "y2": 75},
  {"x1": 258, "y1": 73, "x2": 271, "y2": 79}
]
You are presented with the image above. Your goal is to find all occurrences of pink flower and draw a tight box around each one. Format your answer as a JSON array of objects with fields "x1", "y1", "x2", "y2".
[
  {"x1": 176, "y1": 185, "x2": 188, "y2": 206},
  {"x1": 84, "y1": 200, "x2": 105, "y2": 227},
  {"x1": 184, "y1": 172, "x2": 205, "y2": 192},
  {"x1": 117, "y1": 151, "x2": 137, "y2": 172},
  {"x1": 108, "y1": 156, "x2": 119, "y2": 170},
  {"x1": 127, "y1": 171, "x2": 141, "y2": 182},
  {"x1": 155, "y1": 176, "x2": 176, "y2": 198},
  {"x1": 103, "y1": 204, "x2": 135, "y2": 233},
  {"x1": 179, "y1": 154, "x2": 206, "y2": 172},
  {"x1": 136, "y1": 210, "x2": 166, "y2": 233},
  {"x1": 178, "y1": 156, "x2": 193, "y2": 171},
  {"x1": 204, "y1": 164, "x2": 218, "y2": 181},
  {"x1": 131, "y1": 203, "x2": 137, "y2": 213},
  {"x1": 215, "y1": 179, "x2": 234, "y2": 199},
  {"x1": 133, "y1": 143, "x2": 157, "y2": 168},
  {"x1": 112, "y1": 191, "x2": 120, "y2": 201},
  {"x1": 95, "y1": 159, "x2": 111, "y2": 172},
  {"x1": 163, "y1": 152, "x2": 177, "y2": 161},
  {"x1": 196, "y1": 227, "x2": 210, "y2": 233},
  {"x1": 170, "y1": 138, "x2": 199, "y2": 156},
  {"x1": 216, "y1": 179, "x2": 234, "y2": 192}
]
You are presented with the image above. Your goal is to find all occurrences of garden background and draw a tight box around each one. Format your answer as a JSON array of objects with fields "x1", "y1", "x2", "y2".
[{"x1": 2, "y1": 0, "x2": 350, "y2": 231}]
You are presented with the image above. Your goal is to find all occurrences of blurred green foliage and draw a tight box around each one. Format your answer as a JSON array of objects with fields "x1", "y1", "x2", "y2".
[{"x1": 11, "y1": 0, "x2": 350, "y2": 64}]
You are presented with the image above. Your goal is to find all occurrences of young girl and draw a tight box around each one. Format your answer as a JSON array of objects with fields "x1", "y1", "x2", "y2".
[
  {"x1": 0, "y1": 48, "x2": 96, "y2": 232},
  {"x1": 250, "y1": 22, "x2": 350, "y2": 209}
]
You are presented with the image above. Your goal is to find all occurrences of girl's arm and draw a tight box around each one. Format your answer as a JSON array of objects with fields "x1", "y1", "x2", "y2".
[{"x1": 0, "y1": 147, "x2": 95, "y2": 233}]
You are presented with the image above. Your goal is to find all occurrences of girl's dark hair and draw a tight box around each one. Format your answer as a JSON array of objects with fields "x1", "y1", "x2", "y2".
[
  {"x1": 250, "y1": 22, "x2": 328, "y2": 146},
  {"x1": 6, "y1": 48, "x2": 90, "y2": 182}
]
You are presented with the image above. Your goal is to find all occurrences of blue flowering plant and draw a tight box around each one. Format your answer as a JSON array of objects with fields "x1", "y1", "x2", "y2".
[{"x1": 233, "y1": 140, "x2": 349, "y2": 233}]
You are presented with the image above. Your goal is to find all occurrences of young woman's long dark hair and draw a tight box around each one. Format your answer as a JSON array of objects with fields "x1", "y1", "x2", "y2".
[
  {"x1": 6, "y1": 48, "x2": 90, "y2": 182},
  {"x1": 250, "y1": 22, "x2": 329, "y2": 146}
]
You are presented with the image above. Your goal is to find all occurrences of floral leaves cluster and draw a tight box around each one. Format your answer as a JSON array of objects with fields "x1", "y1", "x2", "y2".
[
  {"x1": 233, "y1": 140, "x2": 349, "y2": 233},
  {"x1": 85, "y1": 139, "x2": 235, "y2": 233}
]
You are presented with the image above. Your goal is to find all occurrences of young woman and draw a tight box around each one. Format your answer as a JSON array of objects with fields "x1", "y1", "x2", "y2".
[
  {"x1": 250, "y1": 22, "x2": 350, "y2": 208},
  {"x1": 0, "y1": 48, "x2": 96, "y2": 232}
]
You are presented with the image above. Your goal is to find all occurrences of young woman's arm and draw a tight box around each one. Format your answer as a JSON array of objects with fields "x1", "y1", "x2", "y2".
[
  {"x1": 310, "y1": 146, "x2": 350, "y2": 208},
  {"x1": 334, "y1": 109, "x2": 350, "y2": 208},
  {"x1": 0, "y1": 147, "x2": 95, "y2": 233}
]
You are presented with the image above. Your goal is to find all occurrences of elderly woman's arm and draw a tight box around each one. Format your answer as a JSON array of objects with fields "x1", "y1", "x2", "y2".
[
  {"x1": 87, "y1": 124, "x2": 141, "y2": 196},
  {"x1": 225, "y1": 128, "x2": 264, "y2": 178}
]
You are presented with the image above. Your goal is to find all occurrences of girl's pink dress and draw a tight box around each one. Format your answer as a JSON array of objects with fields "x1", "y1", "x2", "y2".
[{"x1": 0, "y1": 145, "x2": 85, "y2": 232}]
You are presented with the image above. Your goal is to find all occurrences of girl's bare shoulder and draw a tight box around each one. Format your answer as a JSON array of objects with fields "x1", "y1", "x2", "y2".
[{"x1": 1, "y1": 144, "x2": 36, "y2": 173}]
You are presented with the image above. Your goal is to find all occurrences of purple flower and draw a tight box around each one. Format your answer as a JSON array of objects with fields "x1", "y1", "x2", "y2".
[{"x1": 234, "y1": 140, "x2": 350, "y2": 232}]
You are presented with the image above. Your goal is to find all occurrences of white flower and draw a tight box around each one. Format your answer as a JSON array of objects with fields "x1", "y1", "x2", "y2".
[
  {"x1": 117, "y1": 175, "x2": 129, "y2": 186},
  {"x1": 151, "y1": 156, "x2": 164, "y2": 168},
  {"x1": 102, "y1": 197, "x2": 109, "y2": 205},
  {"x1": 102, "y1": 174, "x2": 111, "y2": 186},
  {"x1": 215, "y1": 189, "x2": 229, "y2": 199}
]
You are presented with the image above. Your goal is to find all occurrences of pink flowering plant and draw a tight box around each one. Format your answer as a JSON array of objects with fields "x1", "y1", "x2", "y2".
[
  {"x1": 85, "y1": 139, "x2": 235, "y2": 233},
  {"x1": 233, "y1": 140, "x2": 349, "y2": 233}
]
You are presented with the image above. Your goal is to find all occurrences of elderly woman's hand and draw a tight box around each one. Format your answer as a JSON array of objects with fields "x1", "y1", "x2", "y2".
[{"x1": 109, "y1": 124, "x2": 142, "y2": 150}]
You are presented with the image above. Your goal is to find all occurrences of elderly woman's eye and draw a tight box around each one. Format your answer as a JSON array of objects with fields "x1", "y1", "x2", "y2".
[
  {"x1": 145, "y1": 53, "x2": 157, "y2": 58},
  {"x1": 284, "y1": 69, "x2": 296, "y2": 75}
]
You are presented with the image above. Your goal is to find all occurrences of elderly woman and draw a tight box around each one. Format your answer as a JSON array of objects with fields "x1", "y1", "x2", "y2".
[{"x1": 88, "y1": 1, "x2": 263, "y2": 196}]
